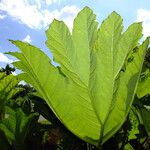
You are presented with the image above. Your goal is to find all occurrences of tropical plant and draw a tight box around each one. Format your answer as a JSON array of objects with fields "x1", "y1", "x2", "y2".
[
  {"x1": 7, "y1": 7, "x2": 149, "y2": 148},
  {"x1": 0, "y1": 64, "x2": 15, "y2": 75},
  {"x1": 0, "y1": 73, "x2": 21, "y2": 120},
  {"x1": 0, "y1": 68, "x2": 38, "y2": 149},
  {"x1": 0, "y1": 107, "x2": 38, "y2": 150},
  {"x1": 137, "y1": 50, "x2": 150, "y2": 99},
  {"x1": 133, "y1": 47, "x2": 150, "y2": 142}
]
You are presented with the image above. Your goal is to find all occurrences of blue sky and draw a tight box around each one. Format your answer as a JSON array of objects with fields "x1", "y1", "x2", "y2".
[{"x1": 0, "y1": 0, "x2": 150, "y2": 68}]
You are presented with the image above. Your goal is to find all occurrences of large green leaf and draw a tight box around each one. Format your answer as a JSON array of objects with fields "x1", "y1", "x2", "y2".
[
  {"x1": 46, "y1": 7, "x2": 98, "y2": 86},
  {"x1": 102, "y1": 39, "x2": 149, "y2": 142},
  {"x1": 8, "y1": 7, "x2": 149, "y2": 147}
]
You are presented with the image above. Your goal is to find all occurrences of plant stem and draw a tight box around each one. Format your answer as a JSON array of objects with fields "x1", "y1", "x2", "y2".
[{"x1": 97, "y1": 125, "x2": 104, "y2": 150}]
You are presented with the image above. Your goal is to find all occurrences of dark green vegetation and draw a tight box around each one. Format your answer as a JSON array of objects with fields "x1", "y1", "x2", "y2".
[{"x1": 0, "y1": 7, "x2": 150, "y2": 149}]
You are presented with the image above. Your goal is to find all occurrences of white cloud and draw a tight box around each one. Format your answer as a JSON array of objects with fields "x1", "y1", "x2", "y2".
[
  {"x1": 23, "y1": 35, "x2": 32, "y2": 43},
  {"x1": 60, "y1": 6, "x2": 80, "y2": 29},
  {"x1": 137, "y1": 8, "x2": 150, "y2": 38},
  {"x1": 45, "y1": 0, "x2": 57, "y2": 5},
  {"x1": 0, "y1": 0, "x2": 80, "y2": 30},
  {"x1": 0, "y1": 14, "x2": 6, "y2": 19},
  {"x1": 42, "y1": 5, "x2": 80, "y2": 30},
  {"x1": 0, "y1": 53, "x2": 13, "y2": 63},
  {"x1": 0, "y1": 0, "x2": 43, "y2": 29}
]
